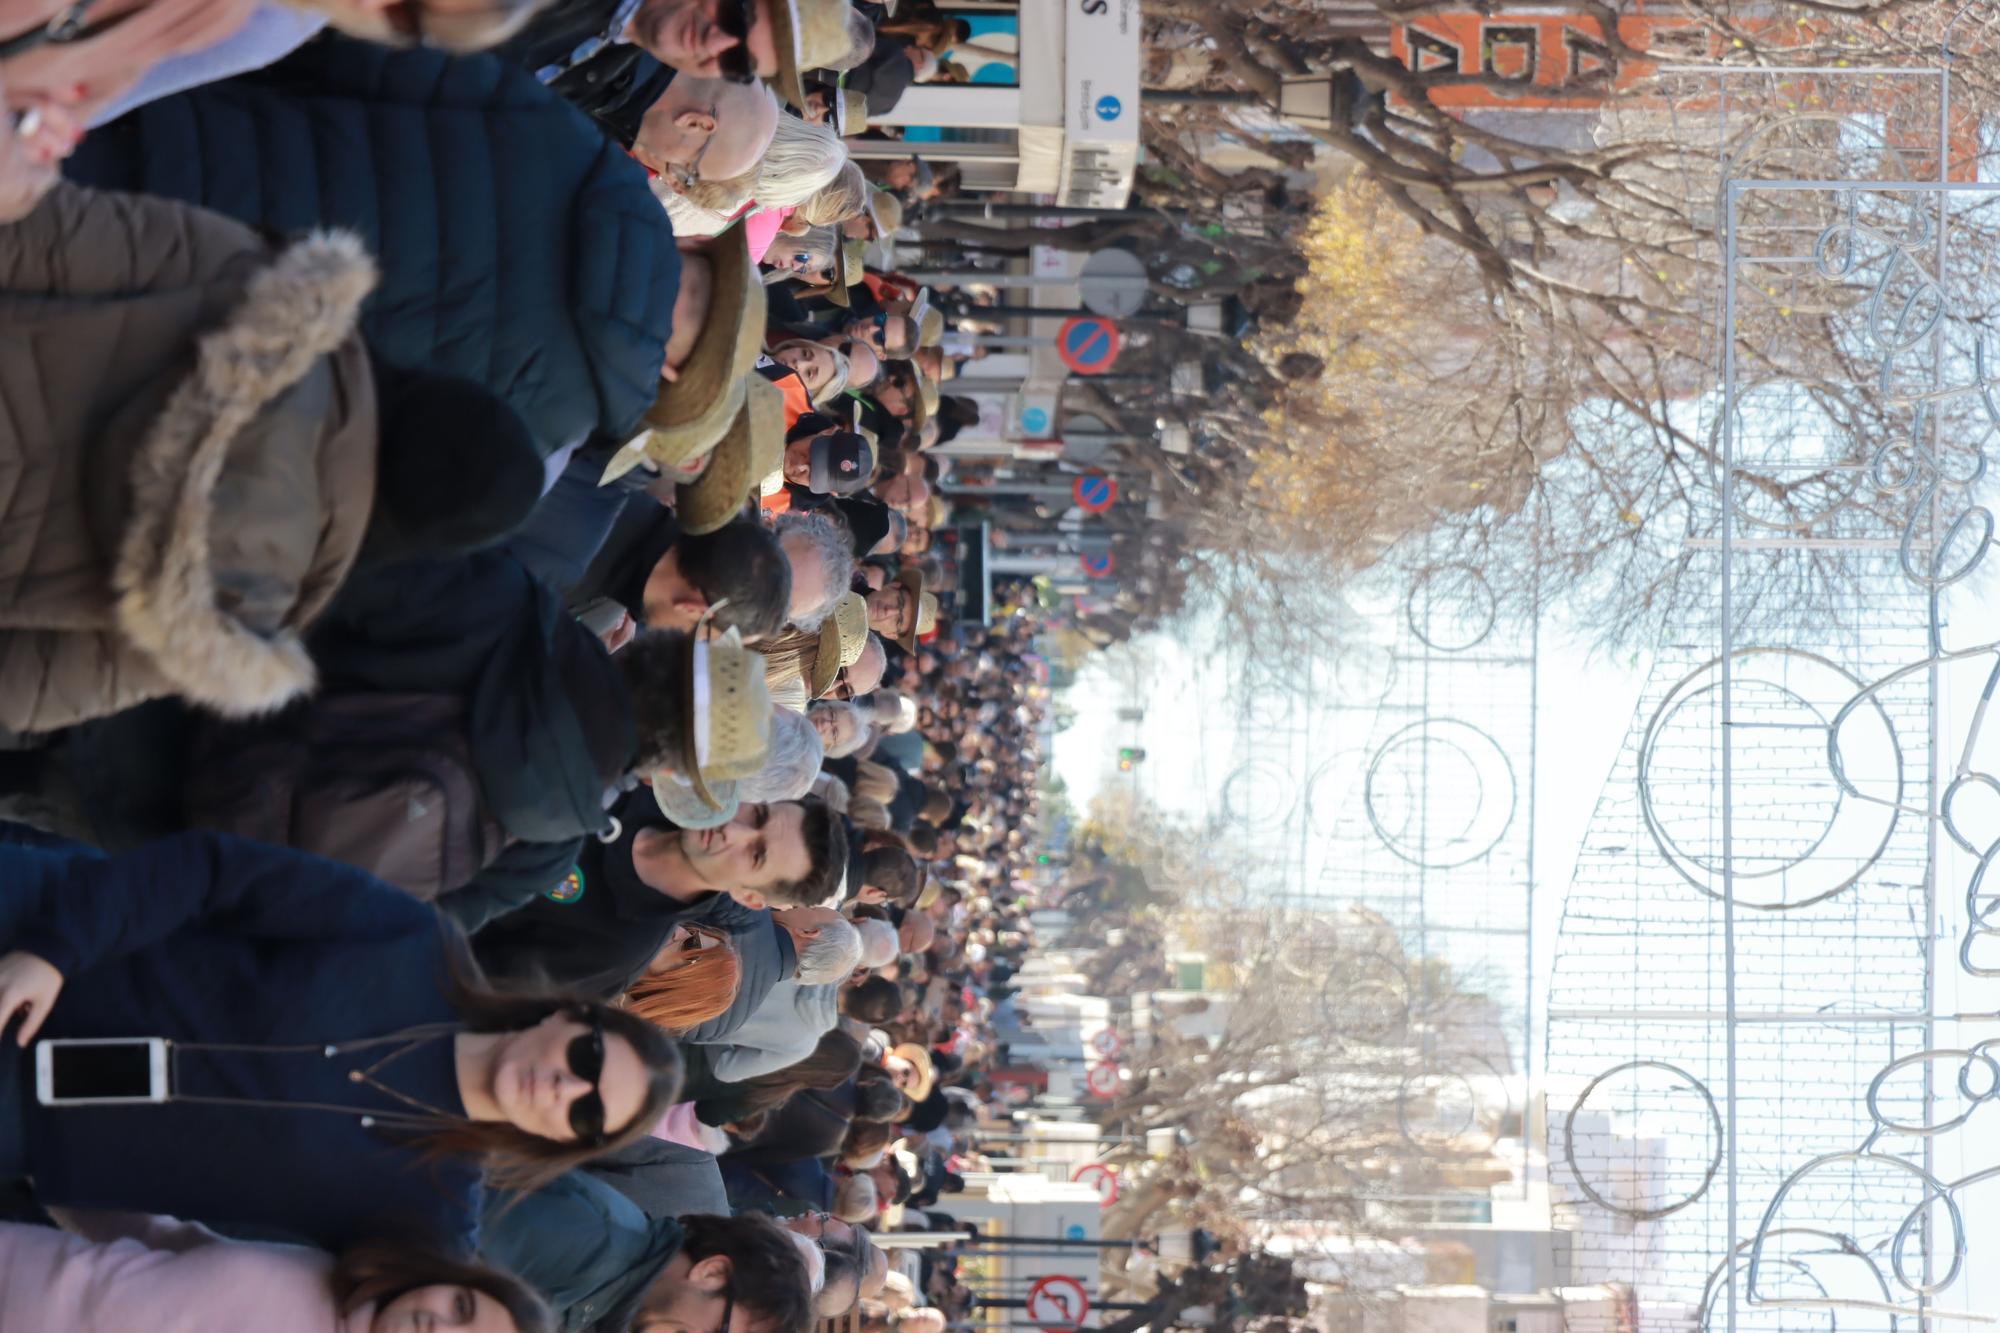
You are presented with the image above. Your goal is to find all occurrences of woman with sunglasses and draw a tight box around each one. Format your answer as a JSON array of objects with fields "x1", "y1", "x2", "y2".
[{"x1": 0, "y1": 828, "x2": 683, "y2": 1254}]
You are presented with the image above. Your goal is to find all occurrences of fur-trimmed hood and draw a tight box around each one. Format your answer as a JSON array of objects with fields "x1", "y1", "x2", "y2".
[{"x1": 113, "y1": 230, "x2": 380, "y2": 717}]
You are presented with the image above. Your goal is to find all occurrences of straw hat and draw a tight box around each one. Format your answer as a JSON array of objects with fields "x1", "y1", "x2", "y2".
[
  {"x1": 600, "y1": 229, "x2": 766, "y2": 485},
  {"x1": 651, "y1": 773, "x2": 740, "y2": 828},
  {"x1": 908, "y1": 362, "x2": 938, "y2": 428},
  {"x1": 891, "y1": 566, "x2": 935, "y2": 654},
  {"x1": 863, "y1": 187, "x2": 903, "y2": 240},
  {"x1": 835, "y1": 88, "x2": 869, "y2": 136},
  {"x1": 678, "y1": 376, "x2": 786, "y2": 534},
  {"x1": 769, "y1": 0, "x2": 855, "y2": 110},
  {"x1": 811, "y1": 591, "x2": 869, "y2": 697},
  {"x1": 888, "y1": 1043, "x2": 936, "y2": 1101},
  {"x1": 825, "y1": 236, "x2": 866, "y2": 309},
  {"x1": 677, "y1": 628, "x2": 775, "y2": 811}
]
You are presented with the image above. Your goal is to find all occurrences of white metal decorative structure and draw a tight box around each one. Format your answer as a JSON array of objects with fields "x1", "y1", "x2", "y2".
[{"x1": 1547, "y1": 37, "x2": 2000, "y2": 1330}]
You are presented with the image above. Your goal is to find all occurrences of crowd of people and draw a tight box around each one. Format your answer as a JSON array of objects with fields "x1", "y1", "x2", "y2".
[{"x1": 0, "y1": 0, "x2": 1062, "y2": 1327}]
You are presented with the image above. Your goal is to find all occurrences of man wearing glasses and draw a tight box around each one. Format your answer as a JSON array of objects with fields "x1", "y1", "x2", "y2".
[
  {"x1": 627, "y1": 74, "x2": 779, "y2": 189},
  {"x1": 503, "y1": 0, "x2": 853, "y2": 116}
]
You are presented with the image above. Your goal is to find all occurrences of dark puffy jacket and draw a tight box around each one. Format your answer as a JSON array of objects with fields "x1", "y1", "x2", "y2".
[{"x1": 66, "y1": 37, "x2": 679, "y2": 454}]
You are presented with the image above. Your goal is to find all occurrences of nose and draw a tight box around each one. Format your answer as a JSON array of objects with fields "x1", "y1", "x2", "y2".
[{"x1": 550, "y1": 1065, "x2": 588, "y2": 1104}]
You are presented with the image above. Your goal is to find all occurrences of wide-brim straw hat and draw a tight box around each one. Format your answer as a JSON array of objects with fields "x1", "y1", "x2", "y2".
[
  {"x1": 811, "y1": 590, "x2": 869, "y2": 697},
  {"x1": 652, "y1": 772, "x2": 740, "y2": 827},
  {"x1": 892, "y1": 566, "x2": 926, "y2": 653},
  {"x1": 835, "y1": 88, "x2": 868, "y2": 136},
  {"x1": 863, "y1": 187, "x2": 903, "y2": 240},
  {"x1": 889, "y1": 1042, "x2": 936, "y2": 1101},
  {"x1": 769, "y1": 0, "x2": 854, "y2": 110},
  {"x1": 601, "y1": 229, "x2": 766, "y2": 485},
  {"x1": 678, "y1": 628, "x2": 774, "y2": 811},
  {"x1": 909, "y1": 363, "x2": 937, "y2": 428},
  {"x1": 678, "y1": 376, "x2": 785, "y2": 534}
]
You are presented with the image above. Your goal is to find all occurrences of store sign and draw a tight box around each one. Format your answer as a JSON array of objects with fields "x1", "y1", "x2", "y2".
[{"x1": 1060, "y1": 0, "x2": 1139, "y2": 206}]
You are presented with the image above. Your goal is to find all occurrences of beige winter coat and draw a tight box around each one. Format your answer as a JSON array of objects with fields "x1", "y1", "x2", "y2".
[{"x1": 0, "y1": 181, "x2": 379, "y2": 733}]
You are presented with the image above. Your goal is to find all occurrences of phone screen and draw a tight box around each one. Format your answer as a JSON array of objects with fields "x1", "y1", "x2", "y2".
[{"x1": 47, "y1": 1042, "x2": 157, "y2": 1101}]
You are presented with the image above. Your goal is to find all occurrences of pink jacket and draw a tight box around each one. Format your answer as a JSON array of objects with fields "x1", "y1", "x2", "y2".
[
  {"x1": 742, "y1": 206, "x2": 797, "y2": 266},
  {"x1": 0, "y1": 1217, "x2": 371, "y2": 1332}
]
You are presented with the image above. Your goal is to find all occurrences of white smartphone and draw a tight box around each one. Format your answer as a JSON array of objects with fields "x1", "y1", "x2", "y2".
[{"x1": 34, "y1": 1038, "x2": 171, "y2": 1106}]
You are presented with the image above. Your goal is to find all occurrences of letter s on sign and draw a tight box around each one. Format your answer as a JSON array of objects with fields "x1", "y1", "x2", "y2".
[{"x1": 1080, "y1": 0, "x2": 1108, "y2": 14}]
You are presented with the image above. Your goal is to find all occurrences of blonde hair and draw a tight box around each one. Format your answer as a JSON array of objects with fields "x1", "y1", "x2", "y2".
[
  {"x1": 652, "y1": 175, "x2": 752, "y2": 239},
  {"x1": 849, "y1": 795, "x2": 892, "y2": 831},
  {"x1": 753, "y1": 116, "x2": 848, "y2": 209},
  {"x1": 774, "y1": 337, "x2": 851, "y2": 406},
  {"x1": 797, "y1": 162, "x2": 869, "y2": 228},
  {"x1": 854, "y1": 759, "x2": 900, "y2": 805}
]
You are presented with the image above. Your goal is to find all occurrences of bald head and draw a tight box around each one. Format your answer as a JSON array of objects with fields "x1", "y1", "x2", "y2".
[{"x1": 635, "y1": 75, "x2": 781, "y2": 183}]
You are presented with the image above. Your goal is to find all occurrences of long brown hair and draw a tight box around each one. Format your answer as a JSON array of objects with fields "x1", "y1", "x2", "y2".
[
  {"x1": 333, "y1": 1240, "x2": 553, "y2": 1333},
  {"x1": 624, "y1": 924, "x2": 741, "y2": 1032},
  {"x1": 418, "y1": 930, "x2": 685, "y2": 1193},
  {"x1": 699, "y1": 1029, "x2": 864, "y2": 1126}
]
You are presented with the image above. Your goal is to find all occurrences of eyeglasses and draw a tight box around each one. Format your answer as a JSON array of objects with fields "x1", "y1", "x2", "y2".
[
  {"x1": 566, "y1": 1015, "x2": 609, "y2": 1143},
  {"x1": 714, "y1": 0, "x2": 757, "y2": 82},
  {"x1": 715, "y1": 1282, "x2": 736, "y2": 1333},
  {"x1": 667, "y1": 117, "x2": 718, "y2": 193}
]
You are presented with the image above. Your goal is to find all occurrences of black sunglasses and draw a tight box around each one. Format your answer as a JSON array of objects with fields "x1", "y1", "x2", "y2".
[
  {"x1": 714, "y1": 0, "x2": 757, "y2": 83},
  {"x1": 566, "y1": 1015, "x2": 609, "y2": 1142}
]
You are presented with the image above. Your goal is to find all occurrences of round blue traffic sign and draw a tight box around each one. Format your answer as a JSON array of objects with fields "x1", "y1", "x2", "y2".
[
  {"x1": 1066, "y1": 1223, "x2": 1088, "y2": 1241},
  {"x1": 1021, "y1": 405, "x2": 1050, "y2": 435},
  {"x1": 1056, "y1": 316, "x2": 1121, "y2": 376},
  {"x1": 1072, "y1": 474, "x2": 1118, "y2": 514},
  {"x1": 1095, "y1": 95, "x2": 1123, "y2": 122}
]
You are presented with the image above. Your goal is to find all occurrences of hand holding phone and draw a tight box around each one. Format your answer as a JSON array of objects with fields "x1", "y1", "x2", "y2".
[{"x1": 0, "y1": 950, "x2": 63, "y2": 1046}]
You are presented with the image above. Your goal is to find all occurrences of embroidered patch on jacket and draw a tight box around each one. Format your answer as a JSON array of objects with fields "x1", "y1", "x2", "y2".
[{"x1": 545, "y1": 866, "x2": 586, "y2": 904}]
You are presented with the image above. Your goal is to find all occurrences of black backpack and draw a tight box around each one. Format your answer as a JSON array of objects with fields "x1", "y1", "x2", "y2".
[{"x1": 186, "y1": 694, "x2": 507, "y2": 900}]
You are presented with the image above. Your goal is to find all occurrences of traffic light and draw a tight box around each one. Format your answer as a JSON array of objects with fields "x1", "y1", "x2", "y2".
[{"x1": 1117, "y1": 746, "x2": 1147, "y2": 772}]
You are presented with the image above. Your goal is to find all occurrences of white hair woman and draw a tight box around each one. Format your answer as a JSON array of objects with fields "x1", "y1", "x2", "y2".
[
  {"x1": 748, "y1": 115, "x2": 847, "y2": 210},
  {"x1": 738, "y1": 706, "x2": 827, "y2": 803}
]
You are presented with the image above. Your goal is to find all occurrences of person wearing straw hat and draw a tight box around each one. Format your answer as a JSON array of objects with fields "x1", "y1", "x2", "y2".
[
  {"x1": 672, "y1": 374, "x2": 787, "y2": 535},
  {"x1": 862, "y1": 567, "x2": 936, "y2": 654},
  {"x1": 839, "y1": 184, "x2": 901, "y2": 244},
  {"x1": 883, "y1": 1043, "x2": 934, "y2": 1102},
  {"x1": 497, "y1": 0, "x2": 852, "y2": 100},
  {"x1": 594, "y1": 228, "x2": 768, "y2": 488},
  {"x1": 755, "y1": 589, "x2": 866, "y2": 708}
]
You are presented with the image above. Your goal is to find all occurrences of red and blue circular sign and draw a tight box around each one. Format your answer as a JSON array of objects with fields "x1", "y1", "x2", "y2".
[
  {"x1": 1080, "y1": 551, "x2": 1114, "y2": 578},
  {"x1": 1056, "y1": 316, "x2": 1121, "y2": 375},
  {"x1": 1072, "y1": 473, "x2": 1118, "y2": 513}
]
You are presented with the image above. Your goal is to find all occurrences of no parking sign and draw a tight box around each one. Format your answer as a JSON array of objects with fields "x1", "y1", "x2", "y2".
[
  {"x1": 1056, "y1": 317, "x2": 1122, "y2": 376},
  {"x1": 1072, "y1": 474, "x2": 1118, "y2": 514},
  {"x1": 1080, "y1": 551, "x2": 1115, "y2": 578}
]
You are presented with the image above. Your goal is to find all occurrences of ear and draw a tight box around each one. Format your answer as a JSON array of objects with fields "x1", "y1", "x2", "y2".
[
  {"x1": 677, "y1": 110, "x2": 719, "y2": 135},
  {"x1": 689, "y1": 1254, "x2": 735, "y2": 1294},
  {"x1": 675, "y1": 591, "x2": 709, "y2": 615},
  {"x1": 736, "y1": 887, "x2": 769, "y2": 912}
]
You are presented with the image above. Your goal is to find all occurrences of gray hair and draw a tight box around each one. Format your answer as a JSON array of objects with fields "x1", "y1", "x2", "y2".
[
  {"x1": 754, "y1": 117, "x2": 848, "y2": 209},
  {"x1": 854, "y1": 918, "x2": 899, "y2": 969},
  {"x1": 777, "y1": 512, "x2": 856, "y2": 631},
  {"x1": 797, "y1": 915, "x2": 864, "y2": 983},
  {"x1": 739, "y1": 707, "x2": 826, "y2": 802},
  {"x1": 809, "y1": 700, "x2": 870, "y2": 758}
]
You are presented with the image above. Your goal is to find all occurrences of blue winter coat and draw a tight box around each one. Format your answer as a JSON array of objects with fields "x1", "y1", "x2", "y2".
[
  {"x1": 66, "y1": 37, "x2": 680, "y2": 455},
  {"x1": 0, "y1": 832, "x2": 481, "y2": 1253}
]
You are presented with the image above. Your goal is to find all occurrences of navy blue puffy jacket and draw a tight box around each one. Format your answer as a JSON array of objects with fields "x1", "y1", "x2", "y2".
[{"x1": 68, "y1": 37, "x2": 680, "y2": 455}]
